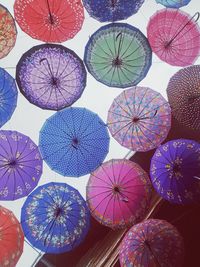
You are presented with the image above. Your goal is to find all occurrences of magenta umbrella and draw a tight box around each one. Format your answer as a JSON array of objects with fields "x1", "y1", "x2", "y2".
[
  {"x1": 86, "y1": 159, "x2": 152, "y2": 229},
  {"x1": 119, "y1": 219, "x2": 184, "y2": 267}
]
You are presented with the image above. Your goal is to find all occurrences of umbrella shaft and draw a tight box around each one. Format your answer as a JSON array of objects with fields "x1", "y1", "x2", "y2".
[{"x1": 46, "y1": 0, "x2": 53, "y2": 23}]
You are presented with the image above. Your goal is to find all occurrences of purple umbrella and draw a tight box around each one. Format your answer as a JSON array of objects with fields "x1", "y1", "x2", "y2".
[
  {"x1": 0, "y1": 130, "x2": 43, "y2": 200},
  {"x1": 16, "y1": 44, "x2": 87, "y2": 110},
  {"x1": 150, "y1": 139, "x2": 200, "y2": 204}
]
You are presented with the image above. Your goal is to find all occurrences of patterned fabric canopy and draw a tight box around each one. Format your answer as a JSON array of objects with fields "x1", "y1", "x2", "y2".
[
  {"x1": 0, "y1": 206, "x2": 24, "y2": 267},
  {"x1": 0, "y1": 130, "x2": 43, "y2": 201},
  {"x1": 0, "y1": 4, "x2": 17, "y2": 59},
  {"x1": 107, "y1": 86, "x2": 171, "y2": 152},
  {"x1": 21, "y1": 182, "x2": 90, "y2": 254},
  {"x1": 147, "y1": 9, "x2": 200, "y2": 66},
  {"x1": 14, "y1": 0, "x2": 84, "y2": 43},
  {"x1": 150, "y1": 139, "x2": 200, "y2": 204},
  {"x1": 84, "y1": 23, "x2": 152, "y2": 88},
  {"x1": 119, "y1": 219, "x2": 184, "y2": 267},
  {"x1": 39, "y1": 107, "x2": 110, "y2": 177},
  {"x1": 0, "y1": 68, "x2": 18, "y2": 128},
  {"x1": 87, "y1": 159, "x2": 152, "y2": 229},
  {"x1": 16, "y1": 44, "x2": 87, "y2": 111},
  {"x1": 83, "y1": 0, "x2": 144, "y2": 22},
  {"x1": 156, "y1": 0, "x2": 191, "y2": 8}
]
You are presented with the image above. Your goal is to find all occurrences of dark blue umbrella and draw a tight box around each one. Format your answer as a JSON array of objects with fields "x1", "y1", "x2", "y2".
[
  {"x1": 155, "y1": 0, "x2": 191, "y2": 8},
  {"x1": 21, "y1": 182, "x2": 90, "y2": 254},
  {"x1": 39, "y1": 107, "x2": 110, "y2": 177},
  {"x1": 0, "y1": 68, "x2": 18, "y2": 127},
  {"x1": 83, "y1": 0, "x2": 144, "y2": 22},
  {"x1": 150, "y1": 139, "x2": 200, "y2": 204}
]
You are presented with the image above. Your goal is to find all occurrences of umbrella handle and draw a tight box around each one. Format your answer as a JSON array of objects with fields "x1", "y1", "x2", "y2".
[
  {"x1": 166, "y1": 12, "x2": 200, "y2": 48},
  {"x1": 46, "y1": 0, "x2": 54, "y2": 24},
  {"x1": 40, "y1": 58, "x2": 55, "y2": 78}
]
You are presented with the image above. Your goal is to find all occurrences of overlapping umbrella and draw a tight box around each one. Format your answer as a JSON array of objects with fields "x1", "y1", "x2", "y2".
[
  {"x1": 155, "y1": 0, "x2": 191, "y2": 8},
  {"x1": 0, "y1": 130, "x2": 43, "y2": 201},
  {"x1": 14, "y1": 0, "x2": 84, "y2": 43},
  {"x1": 119, "y1": 219, "x2": 184, "y2": 267},
  {"x1": 87, "y1": 159, "x2": 152, "y2": 229},
  {"x1": 0, "y1": 4, "x2": 17, "y2": 59},
  {"x1": 150, "y1": 139, "x2": 200, "y2": 204},
  {"x1": 21, "y1": 182, "x2": 90, "y2": 254},
  {"x1": 83, "y1": 0, "x2": 144, "y2": 22},
  {"x1": 0, "y1": 206, "x2": 24, "y2": 267},
  {"x1": 39, "y1": 107, "x2": 110, "y2": 177},
  {"x1": 0, "y1": 68, "x2": 18, "y2": 128},
  {"x1": 167, "y1": 65, "x2": 200, "y2": 130},
  {"x1": 16, "y1": 44, "x2": 87, "y2": 111},
  {"x1": 107, "y1": 86, "x2": 171, "y2": 152},
  {"x1": 147, "y1": 9, "x2": 200, "y2": 66},
  {"x1": 84, "y1": 23, "x2": 152, "y2": 88}
]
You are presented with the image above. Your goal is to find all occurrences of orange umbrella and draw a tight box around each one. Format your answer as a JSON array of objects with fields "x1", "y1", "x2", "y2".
[{"x1": 0, "y1": 206, "x2": 24, "y2": 267}]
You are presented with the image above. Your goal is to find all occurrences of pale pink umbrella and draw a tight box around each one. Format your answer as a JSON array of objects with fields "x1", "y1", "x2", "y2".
[
  {"x1": 147, "y1": 9, "x2": 200, "y2": 66},
  {"x1": 86, "y1": 159, "x2": 153, "y2": 229}
]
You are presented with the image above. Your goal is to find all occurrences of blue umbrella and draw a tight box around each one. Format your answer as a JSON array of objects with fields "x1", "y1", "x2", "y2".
[
  {"x1": 21, "y1": 182, "x2": 90, "y2": 254},
  {"x1": 83, "y1": 0, "x2": 145, "y2": 22},
  {"x1": 155, "y1": 0, "x2": 191, "y2": 8},
  {"x1": 39, "y1": 107, "x2": 110, "y2": 177},
  {"x1": 0, "y1": 68, "x2": 18, "y2": 128}
]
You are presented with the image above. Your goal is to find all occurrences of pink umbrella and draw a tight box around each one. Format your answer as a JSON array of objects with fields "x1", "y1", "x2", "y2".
[
  {"x1": 147, "y1": 9, "x2": 200, "y2": 66},
  {"x1": 119, "y1": 219, "x2": 184, "y2": 267},
  {"x1": 86, "y1": 159, "x2": 152, "y2": 229}
]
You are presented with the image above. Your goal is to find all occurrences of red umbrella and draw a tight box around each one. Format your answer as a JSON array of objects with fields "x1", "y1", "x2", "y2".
[
  {"x1": 14, "y1": 0, "x2": 84, "y2": 43},
  {"x1": 0, "y1": 206, "x2": 24, "y2": 267},
  {"x1": 119, "y1": 219, "x2": 184, "y2": 267},
  {"x1": 147, "y1": 9, "x2": 200, "y2": 66}
]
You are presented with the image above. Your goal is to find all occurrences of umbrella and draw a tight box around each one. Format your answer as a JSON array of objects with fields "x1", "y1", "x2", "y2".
[
  {"x1": 39, "y1": 107, "x2": 110, "y2": 177},
  {"x1": 147, "y1": 9, "x2": 200, "y2": 66},
  {"x1": 119, "y1": 219, "x2": 184, "y2": 267},
  {"x1": 107, "y1": 86, "x2": 171, "y2": 152},
  {"x1": 167, "y1": 65, "x2": 200, "y2": 130},
  {"x1": 84, "y1": 23, "x2": 152, "y2": 88},
  {"x1": 0, "y1": 4, "x2": 17, "y2": 59},
  {"x1": 14, "y1": 0, "x2": 84, "y2": 43},
  {"x1": 150, "y1": 139, "x2": 200, "y2": 204},
  {"x1": 0, "y1": 206, "x2": 24, "y2": 267},
  {"x1": 21, "y1": 182, "x2": 90, "y2": 254},
  {"x1": 86, "y1": 159, "x2": 152, "y2": 229},
  {"x1": 0, "y1": 130, "x2": 43, "y2": 201},
  {"x1": 155, "y1": 0, "x2": 191, "y2": 8},
  {"x1": 82, "y1": 0, "x2": 144, "y2": 22},
  {"x1": 16, "y1": 44, "x2": 87, "y2": 111},
  {"x1": 0, "y1": 68, "x2": 18, "y2": 128}
]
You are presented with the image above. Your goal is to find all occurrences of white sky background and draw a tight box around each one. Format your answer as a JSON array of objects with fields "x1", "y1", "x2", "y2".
[{"x1": 0, "y1": 0, "x2": 199, "y2": 266}]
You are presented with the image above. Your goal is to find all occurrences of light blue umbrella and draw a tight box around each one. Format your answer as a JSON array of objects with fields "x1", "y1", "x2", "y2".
[
  {"x1": 156, "y1": 0, "x2": 191, "y2": 8},
  {"x1": 39, "y1": 107, "x2": 110, "y2": 177},
  {"x1": 0, "y1": 68, "x2": 18, "y2": 127}
]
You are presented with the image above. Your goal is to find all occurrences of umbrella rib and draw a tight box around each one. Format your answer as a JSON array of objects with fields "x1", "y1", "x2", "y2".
[
  {"x1": 113, "y1": 98, "x2": 133, "y2": 118},
  {"x1": 138, "y1": 122, "x2": 163, "y2": 138},
  {"x1": 88, "y1": 173, "x2": 113, "y2": 187},
  {"x1": 108, "y1": 110, "x2": 133, "y2": 120},
  {"x1": 123, "y1": 90, "x2": 134, "y2": 117},
  {"x1": 120, "y1": 31, "x2": 139, "y2": 58},
  {"x1": 87, "y1": 189, "x2": 113, "y2": 202}
]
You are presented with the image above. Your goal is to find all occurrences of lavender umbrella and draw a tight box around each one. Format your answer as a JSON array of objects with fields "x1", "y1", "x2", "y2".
[
  {"x1": 16, "y1": 44, "x2": 87, "y2": 110},
  {"x1": 0, "y1": 130, "x2": 43, "y2": 200},
  {"x1": 150, "y1": 139, "x2": 200, "y2": 204}
]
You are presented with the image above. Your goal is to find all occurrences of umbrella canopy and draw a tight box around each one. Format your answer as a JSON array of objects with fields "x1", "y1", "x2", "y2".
[
  {"x1": 147, "y1": 9, "x2": 200, "y2": 66},
  {"x1": 83, "y1": 0, "x2": 144, "y2": 22},
  {"x1": 14, "y1": 0, "x2": 84, "y2": 43},
  {"x1": 84, "y1": 23, "x2": 152, "y2": 88},
  {"x1": 16, "y1": 44, "x2": 87, "y2": 111},
  {"x1": 21, "y1": 182, "x2": 90, "y2": 254},
  {"x1": 0, "y1": 68, "x2": 18, "y2": 128},
  {"x1": 119, "y1": 219, "x2": 184, "y2": 267},
  {"x1": 150, "y1": 139, "x2": 200, "y2": 204},
  {"x1": 107, "y1": 86, "x2": 171, "y2": 152},
  {"x1": 39, "y1": 107, "x2": 110, "y2": 177},
  {"x1": 156, "y1": 0, "x2": 191, "y2": 8},
  {"x1": 0, "y1": 130, "x2": 43, "y2": 201},
  {"x1": 167, "y1": 65, "x2": 200, "y2": 130},
  {"x1": 0, "y1": 4, "x2": 17, "y2": 59},
  {"x1": 87, "y1": 159, "x2": 152, "y2": 229},
  {"x1": 0, "y1": 206, "x2": 24, "y2": 267}
]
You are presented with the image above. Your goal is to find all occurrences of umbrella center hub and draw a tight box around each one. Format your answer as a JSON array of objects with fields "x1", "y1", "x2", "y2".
[
  {"x1": 8, "y1": 159, "x2": 17, "y2": 167},
  {"x1": 72, "y1": 138, "x2": 79, "y2": 148},
  {"x1": 50, "y1": 77, "x2": 59, "y2": 87},
  {"x1": 112, "y1": 56, "x2": 123, "y2": 67},
  {"x1": 110, "y1": 0, "x2": 118, "y2": 8},
  {"x1": 55, "y1": 207, "x2": 62, "y2": 217},
  {"x1": 132, "y1": 117, "x2": 140, "y2": 123},
  {"x1": 113, "y1": 185, "x2": 121, "y2": 194},
  {"x1": 173, "y1": 163, "x2": 181, "y2": 174}
]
